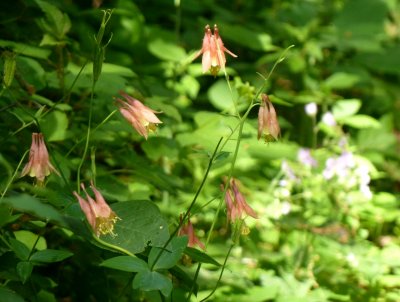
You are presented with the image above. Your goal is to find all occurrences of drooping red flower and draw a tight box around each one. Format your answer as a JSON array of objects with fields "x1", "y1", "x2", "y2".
[
  {"x1": 258, "y1": 94, "x2": 280, "y2": 142},
  {"x1": 21, "y1": 132, "x2": 59, "y2": 183},
  {"x1": 115, "y1": 91, "x2": 162, "y2": 139},
  {"x1": 178, "y1": 215, "x2": 205, "y2": 250},
  {"x1": 73, "y1": 181, "x2": 120, "y2": 237},
  {"x1": 222, "y1": 178, "x2": 257, "y2": 222},
  {"x1": 193, "y1": 24, "x2": 237, "y2": 76}
]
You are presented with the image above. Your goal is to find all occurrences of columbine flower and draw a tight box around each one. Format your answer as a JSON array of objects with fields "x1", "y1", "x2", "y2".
[
  {"x1": 73, "y1": 181, "x2": 120, "y2": 237},
  {"x1": 258, "y1": 94, "x2": 280, "y2": 142},
  {"x1": 115, "y1": 91, "x2": 162, "y2": 139},
  {"x1": 222, "y1": 179, "x2": 257, "y2": 222},
  {"x1": 193, "y1": 24, "x2": 237, "y2": 76},
  {"x1": 178, "y1": 215, "x2": 205, "y2": 250},
  {"x1": 297, "y1": 148, "x2": 318, "y2": 167},
  {"x1": 21, "y1": 132, "x2": 59, "y2": 183},
  {"x1": 305, "y1": 102, "x2": 318, "y2": 117}
]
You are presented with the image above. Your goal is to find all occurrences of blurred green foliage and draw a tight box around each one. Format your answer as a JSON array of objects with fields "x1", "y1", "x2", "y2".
[{"x1": 0, "y1": 0, "x2": 400, "y2": 301}]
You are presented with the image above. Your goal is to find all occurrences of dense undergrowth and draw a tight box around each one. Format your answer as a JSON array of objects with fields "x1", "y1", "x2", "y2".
[{"x1": 1, "y1": 0, "x2": 400, "y2": 301}]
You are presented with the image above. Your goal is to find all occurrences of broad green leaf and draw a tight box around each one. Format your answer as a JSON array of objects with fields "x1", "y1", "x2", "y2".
[
  {"x1": 16, "y1": 261, "x2": 33, "y2": 283},
  {"x1": 218, "y1": 23, "x2": 276, "y2": 51},
  {"x1": 132, "y1": 271, "x2": 172, "y2": 297},
  {"x1": 208, "y1": 79, "x2": 239, "y2": 112},
  {"x1": 324, "y1": 72, "x2": 360, "y2": 90},
  {"x1": 341, "y1": 115, "x2": 381, "y2": 129},
  {"x1": 332, "y1": 99, "x2": 361, "y2": 119},
  {"x1": 0, "y1": 287, "x2": 25, "y2": 302},
  {"x1": 14, "y1": 230, "x2": 47, "y2": 251},
  {"x1": 148, "y1": 236, "x2": 188, "y2": 270},
  {"x1": 9, "y1": 238, "x2": 30, "y2": 261},
  {"x1": 0, "y1": 40, "x2": 51, "y2": 59},
  {"x1": 35, "y1": 0, "x2": 71, "y2": 40},
  {"x1": 148, "y1": 39, "x2": 186, "y2": 62},
  {"x1": 142, "y1": 138, "x2": 179, "y2": 161},
  {"x1": 100, "y1": 201, "x2": 169, "y2": 255},
  {"x1": 100, "y1": 256, "x2": 149, "y2": 272},
  {"x1": 1, "y1": 194, "x2": 65, "y2": 226},
  {"x1": 184, "y1": 247, "x2": 221, "y2": 266},
  {"x1": 41, "y1": 110, "x2": 69, "y2": 141},
  {"x1": 30, "y1": 249, "x2": 73, "y2": 263}
]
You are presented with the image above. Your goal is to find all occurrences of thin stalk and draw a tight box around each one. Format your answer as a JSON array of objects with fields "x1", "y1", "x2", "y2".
[
  {"x1": 150, "y1": 137, "x2": 223, "y2": 271},
  {"x1": 0, "y1": 150, "x2": 29, "y2": 200},
  {"x1": 76, "y1": 82, "x2": 95, "y2": 192},
  {"x1": 200, "y1": 243, "x2": 234, "y2": 302}
]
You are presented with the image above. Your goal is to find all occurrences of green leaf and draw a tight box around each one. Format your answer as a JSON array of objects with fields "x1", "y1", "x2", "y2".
[
  {"x1": 35, "y1": 0, "x2": 71, "y2": 40},
  {"x1": 219, "y1": 23, "x2": 276, "y2": 51},
  {"x1": 132, "y1": 271, "x2": 173, "y2": 297},
  {"x1": 341, "y1": 115, "x2": 381, "y2": 129},
  {"x1": 100, "y1": 201, "x2": 169, "y2": 255},
  {"x1": 148, "y1": 39, "x2": 186, "y2": 61},
  {"x1": 148, "y1": 236, "x2": 188, "y2": 270},
  {"x1": 208, "y1": 79, "x2": 239, "y2": 112},
  {"x1": 41, "y1": 110, "x2": 69, "y2": 141},
  {"x1": 332, "y1": 99, "x2": 361, "y2": 119},
  {"x1": 324, "y1": 72, "x2": 360, "y2": 90},
  {"x1": 30, "y1": 249, "x2": 73, "y2": 263},
  {"x1": 16, "y1": 261, "x2": 33, "y2": 283},
  {"x1": 0, "y1": 287, "x2": 25, "y2": 302},
  {"x1": 1, "y1": 194, "x2": 65, "y2": 226},
  {"x1": 0, "y1": 39, "x2": 51, "y2": 59},
  {"x1": 184, "y1": 247, "x2": 221, "y2": 266},
  {"x1": 9, "y1": 238, "x2": 30, "y2": 260},
  {"x1": 100, "y1": 256, "x2": 149, "y2": 272},
  {"x1": 14, "y1": 230, "x2": 47, "y2": 251}
]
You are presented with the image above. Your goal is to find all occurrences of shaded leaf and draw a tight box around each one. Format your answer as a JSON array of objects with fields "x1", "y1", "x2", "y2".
[
  {"x1": 100, "y1": 201, "x2": 169, "y2": 255},
  {"x1": 148, "y1": 236, "x2": 188, "y2": 270},
  {"x1": 30, "y1": 249, "x2": 73, "y2": 263},
  {"x1": 101, "y1": 256, "x2": 149, "y2": 272},
  {"x1": 132, "y1": 271, "x2": 172, "y2": 297},
  {"x1": 184, "y1": 247, "x2": 221, "y2": 266}
]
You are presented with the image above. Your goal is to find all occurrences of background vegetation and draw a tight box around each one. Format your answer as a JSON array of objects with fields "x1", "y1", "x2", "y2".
[{"x1": 1, "y1": 0, "x2": 400, "y2": 301}]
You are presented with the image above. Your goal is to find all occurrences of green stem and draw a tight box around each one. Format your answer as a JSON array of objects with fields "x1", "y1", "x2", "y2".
[
  {"x1": 150, "y1": 137, "x2": 223, "y2": 271},
  {"x1": 200, "y1": 243, "x2": 234, "y2": 302},
  {"x1": 0, "y1": 150, "x2": 29, "y2": 200},
  {"x1": 66, "y1": 109, "x2": 117, "y2": 157},
  {"x1": 76, "y1": 82, "x2": 95, "y2": 192}
]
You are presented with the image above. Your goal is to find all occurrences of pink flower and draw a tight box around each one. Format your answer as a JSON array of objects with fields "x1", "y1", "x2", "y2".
[
  {"x1": 222, "y1": 179, "x2": 257, "y2": 222},
  {"x1": 178, "y1": 215, "x2": 205, "y2": 250},
  {"x1": 73, "y1": 181, "x2": 120, "y2": 237},
  {"x1": 21, "y1": 132, "x2": 59, "y2": 183},
  {"x1": 258, "y1": 94, "x2": 280, "y2": 142},
  {"x1": 193, "y1": 24, "x2": 237, "y2": 76},
  {"x1": 115, "y1": 91, "x2": 162, "y2": 139}
]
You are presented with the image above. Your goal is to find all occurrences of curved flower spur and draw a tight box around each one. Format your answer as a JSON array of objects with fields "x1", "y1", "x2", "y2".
[
  {"x1": 115, "y1": 91, "x2": 162, "y2": 139},
  {"x1": 193, "y1": 24, "x2": 237, "y2": 76}
]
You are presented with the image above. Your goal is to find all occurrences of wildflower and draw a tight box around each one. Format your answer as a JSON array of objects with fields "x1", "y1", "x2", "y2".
[
  {"x1": 115, "y1": 91, "x2": 162, "y2": 139},
  {"x1": 21, "y1": 132, "x2": 59, "y2": 183},
  {"x1": 321, "y1": 111, "x2": 336, "y2": 127},
  {"x1": 305, "y1": 102, "x2": 317, "y2": 117},
  {"x1": 258, "y1": 94, "x2": 280, "y2": 141},
  {"x1": 297, "y1": 148, "x2": 318, "y2": 167},
  {"x1": 193, "y1": 24, "x2": 237, "y2": 76},
  {"x1": 323, "y1": 152, "x2": 355, "y2": 180},
  {"x1": 178, "y1": 215, "x2": 205, "y2": 250},
  {"x1": 222, "y1": 179, "x2": 257, "y2": 222},
  {"x1": 73, "y1": 181, "x2": 120, "y2": 237}
]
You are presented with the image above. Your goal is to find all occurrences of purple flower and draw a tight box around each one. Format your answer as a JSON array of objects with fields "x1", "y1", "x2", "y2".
[
  {"x1": 297, "y1": 148, "x2": 318, "y2": 167},
  {"x1": 322, "y1": 112, "x2": 336, "y2": 127},
  {"x1": 323, "y1": 152, "x2": 355, "y2": 180}
]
